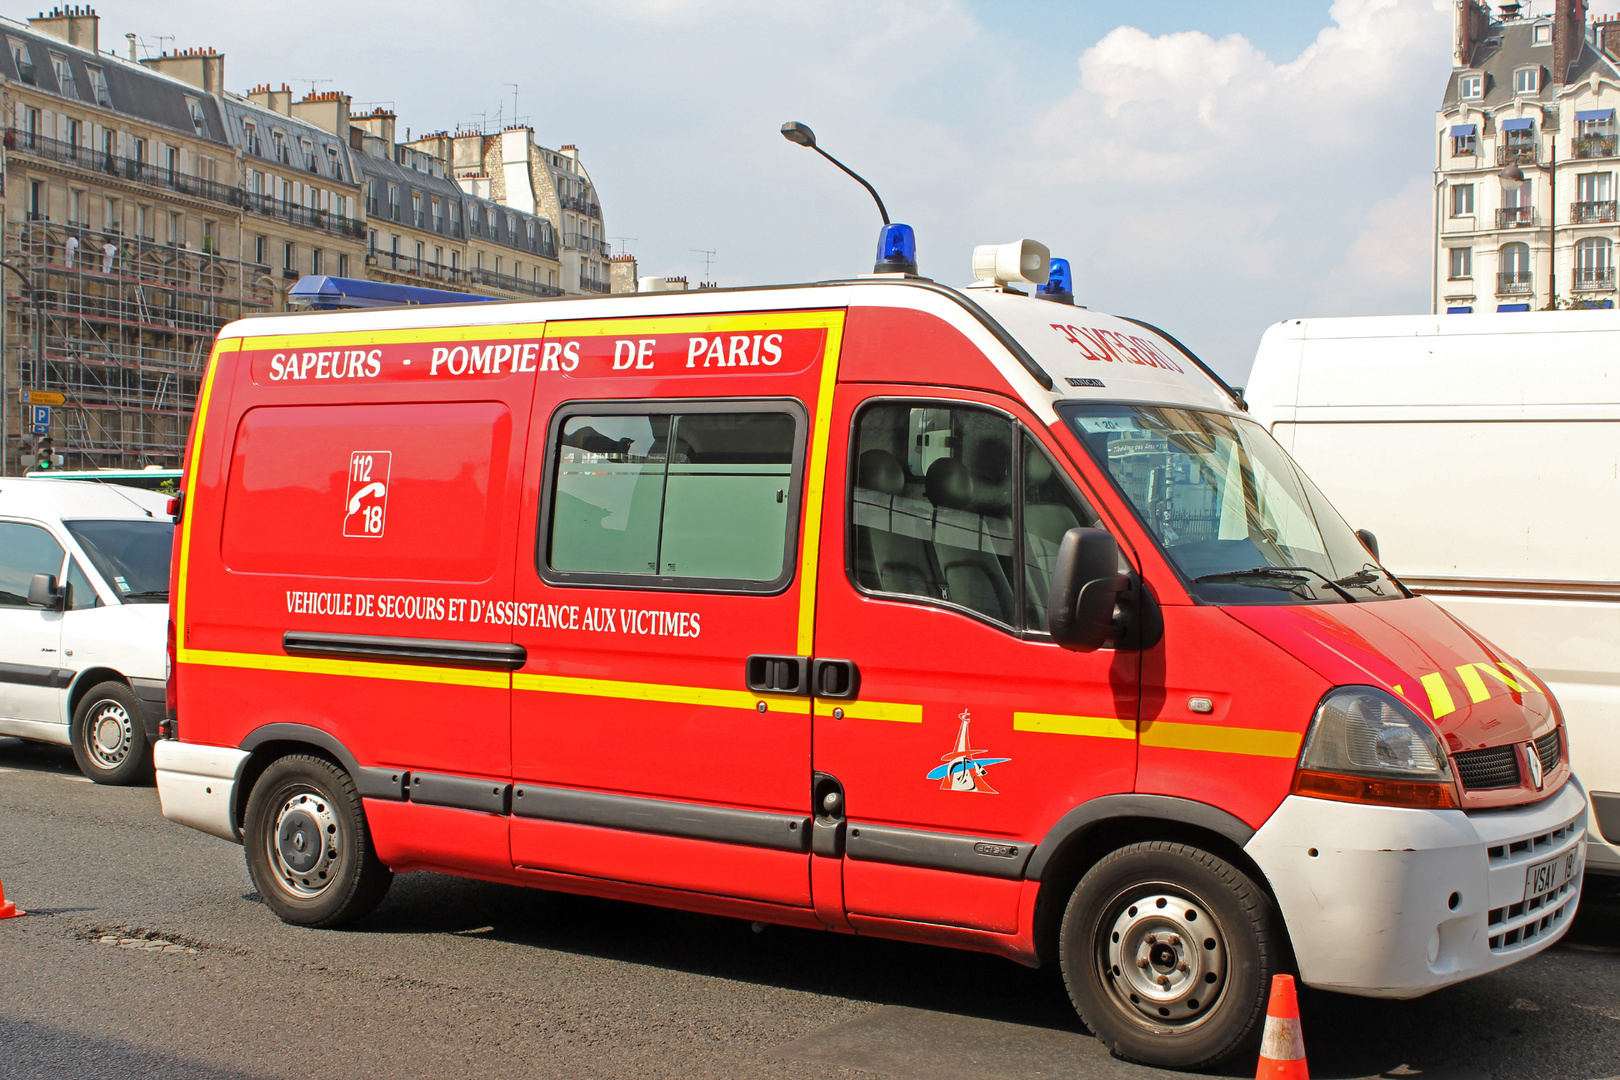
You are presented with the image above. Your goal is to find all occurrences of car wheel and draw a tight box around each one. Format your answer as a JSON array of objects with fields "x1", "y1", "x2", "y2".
[
  {"x1": 242, "y1": 754, "x2": 392, "y2": 928},
  {"x1": 70, "y1": 681, "x2": 151, "y2": 785},
  {"x1": 1059, "y1": 840, "x2": 1278, "y2": 1069}
]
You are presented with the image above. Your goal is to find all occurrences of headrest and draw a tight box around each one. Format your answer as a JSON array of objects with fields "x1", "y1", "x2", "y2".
[
  {"x1": 964, "y1": 428, "x2": 1011, "y2": 484},
  {"x1": 858, "y1": 449, "x2": 905, "y2": 495},
  {"x1": 1024, "y1": 446, "x2": 1053, "y2": 488},
  {"x1": 925, "y1": 457, "x2": 974, "y2": 511}
]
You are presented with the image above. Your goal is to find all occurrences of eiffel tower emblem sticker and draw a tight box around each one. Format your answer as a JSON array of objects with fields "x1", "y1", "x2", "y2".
[{"x1": 926, "y1": 709, "x2": 1011, "y2": 793}]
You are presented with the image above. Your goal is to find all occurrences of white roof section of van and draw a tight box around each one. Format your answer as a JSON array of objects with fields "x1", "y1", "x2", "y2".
[
  {"x1": 218, "y1": 280, "x2": 1237, "y2": 423},
  {"x1": 1248, "y1": 311, "x2": 1620, "y2": 419},
  {"x1": 0, "y1": 478, "x2": 171, "y2": 520}
]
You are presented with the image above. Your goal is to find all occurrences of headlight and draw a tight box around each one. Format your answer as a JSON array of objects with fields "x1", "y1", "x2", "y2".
[{"x1": 1293, "y1": 686, "x2": 1459, "y2": 809}]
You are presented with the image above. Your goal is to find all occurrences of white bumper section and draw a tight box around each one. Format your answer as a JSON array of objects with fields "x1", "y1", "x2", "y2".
[
  {"x1": 154, "y1": 740, "x2": 251, "y2": 843},
  {"x1": 1245, "y1": 779, "x2": 1588, "y2": 998}
]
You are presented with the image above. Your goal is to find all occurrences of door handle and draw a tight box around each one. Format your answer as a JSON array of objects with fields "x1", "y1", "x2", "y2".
[
  {"x1": 812, "y1": 658, "x2": 860, "y2": 699},
  {"x1": 745, "y1": 654, "x2": 810, "y2": 696}
]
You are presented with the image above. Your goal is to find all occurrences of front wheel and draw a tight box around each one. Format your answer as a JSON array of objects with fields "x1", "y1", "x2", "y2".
[
  {"x1": 243, "y1": 754, "x2": 392, "y2": 927},
  {"x1": 1059, "y1": 841, "x2": 1279, "y2": 1069},
  {"x1": 70, "y1": 681, "x2": 151, "y2": 785}
]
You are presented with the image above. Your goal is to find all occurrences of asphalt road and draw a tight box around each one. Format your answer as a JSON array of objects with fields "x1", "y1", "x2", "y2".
[{"x1": 2, "y1": 736, "x2": 1619, "y2": 1080}]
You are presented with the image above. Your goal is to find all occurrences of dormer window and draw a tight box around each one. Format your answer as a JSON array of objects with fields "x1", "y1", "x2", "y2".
[
  {"x1": 8, "y1": 39, "x2": 35, "y2": 85},
  {"x1": 1533, "y1": 23, "x2": 1551, "y2": 44},
  {"x1": 186, "y1": 97, "x2": 210, "y2": 139},
  {"x1": 1460, "y1": 72, "x2": 1483, "y2": 100},
  {"x1": 1514, "y1": 66, "x2": 1541, "y2": 95},
  {"x1": 51, "y1": 53, "x2": 78, "y2": 99}
]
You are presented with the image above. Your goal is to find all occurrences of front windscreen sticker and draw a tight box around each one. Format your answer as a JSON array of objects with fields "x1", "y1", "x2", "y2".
[{"x1": 343, "y1": 451, "x2": 392, "y2": 538}]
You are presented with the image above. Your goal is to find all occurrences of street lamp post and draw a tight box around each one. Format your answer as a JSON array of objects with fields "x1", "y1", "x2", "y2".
[
  {"x1": 0, "y1": 257, "x2": 43, "y2": 476},
  {"x1": 780, "y1": 121, "x2": 917, "y2": 276}
]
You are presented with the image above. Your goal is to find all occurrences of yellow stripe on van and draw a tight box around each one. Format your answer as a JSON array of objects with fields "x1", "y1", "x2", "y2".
[
  {"x1": 514, "y1": 672, "x2": 810, "y2": 714},
  {"x1": 235, "y1": 322, "x2": 551, "y2": 352},
  {"x1": 543, "y1": 310, "x2": 845, "y2": 339},
  {"x1": 174, "y1": 339, "x2": 236, "y2": 643},
  {"x1": 1014, "y1": 712, "x2": 1136, "y2": 739},
  {"x1": 1139, "y1": 720, "x2": 1301, "y2": 758},
  {"x1": 180, "y1": 648, "x2": 509, "y2": 689},
  {"x1": 812, "y1": 699, "x2": 924, "y2": 723},
  {"x1": 797, "y1": 316, "x2": 846, "y2": 656},
  {"x1": 1420, "y1": 671, "x2": 1457, "y2": 719}
]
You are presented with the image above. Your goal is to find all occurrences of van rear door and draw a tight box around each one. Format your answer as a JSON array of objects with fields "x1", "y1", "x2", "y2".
[{"x1": 508, "y1": 312, "x2": 845, "y2": 909}]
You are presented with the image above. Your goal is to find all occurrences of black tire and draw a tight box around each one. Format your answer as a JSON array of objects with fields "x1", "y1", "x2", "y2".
[
  {"x1": 1059, "y1": 841, "x2": 1277, "y2": 1070},
  {"x1": 242, "y1": 754, "x2": 392, "y2": 928},
  {"x1": 69, "y1": 680, "x2": 151, "y2": 785}
]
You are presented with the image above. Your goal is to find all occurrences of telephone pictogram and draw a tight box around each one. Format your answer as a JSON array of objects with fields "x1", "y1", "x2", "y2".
[{"x1": 343, "y1": 451, "x2": 392, "y2": 538}]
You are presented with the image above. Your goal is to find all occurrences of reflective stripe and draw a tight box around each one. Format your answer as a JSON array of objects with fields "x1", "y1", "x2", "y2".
[
  {"x1": 175, "y1": 340, "x2": 234, "y2": 642},
  {"x1": 515, "y1": 672, "x2": 810, "y2": 714},
  {"x1": 1140, "y1": 720, "x2": 1301, "y2": 759},
  {"x1": 1421, "y1": 671, "x2": 1457, "y2": 719},
  {"x1": 235, "y1": 322, "x2": 550, "y2": 352},
  {"x1": 1013, "y1": 712, "x2": 1135, "y2": 739},
  {"x1": 813, "y1": 699, "x2": 923, "y2": 723},
  {"x1": 798, "y1": 316, "x2": 846, "y2": 655},
  {"x1": 543, "y1": 311, "x2": 842, "y2": 339},
  {"x1": 183, "y1": 648, "x2": 508, "y2": 689}
]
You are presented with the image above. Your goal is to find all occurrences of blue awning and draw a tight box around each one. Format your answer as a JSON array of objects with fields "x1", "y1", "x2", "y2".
[
  {"x1": 1447, "y1": 306, "x2": 1474, "y2": 314},
  {"x1": 1576, "y1": 108, "x2": 1615, "y2": 122},
  {"x1": 1501, "y1": 118, "x2": 1535, "y2": 131},
  {"x1": 286, "y1": 275, "x2": 495, "y2": 310},
  {"x1": 1497, "y1": 303, "x2": 1531, "y2": 312},
  {"x1": 1450, "y1": 124, "x2": 1477, "y2": 136}
]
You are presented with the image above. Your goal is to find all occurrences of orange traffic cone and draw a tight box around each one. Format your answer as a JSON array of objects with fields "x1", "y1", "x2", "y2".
[
  {"x1": 0, "y1": 870, "x2": 21, "y2": 920},
  {"x1": 1255, "y1": 974, "x2": 1307, "y2": 1079}
]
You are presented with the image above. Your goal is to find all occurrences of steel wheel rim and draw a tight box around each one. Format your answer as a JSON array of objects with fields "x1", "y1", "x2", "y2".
[
  {"x1": 268, "y1": 787, "x2": 342, "y2": 900},
  {"x1": 1096, "y1": 883, "x2": 1229, "y2": 1032},
  {"x1": 84, "y1": 700, "x2": 134, "y2": 770}
]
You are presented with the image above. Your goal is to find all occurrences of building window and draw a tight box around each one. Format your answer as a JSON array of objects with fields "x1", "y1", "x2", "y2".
[
  {"x1": 104, "y1": 196, "x2": 120, "y2": 233},
  {"x1": 50, "y1": 52, "x2": 77, "y2": 98},
  {"x1": 168, "y1": 211, "x2": 184, "y2": 245},
  {"x1": 1499, "y1": 242, "x2": 1531, "y2": 293},
  {"x1": 255, "y1": 235, "x2": 267, "y2": 265},
  {"x1": 450, "y1": 250, "x2": 458, "y2": 271},
  {"x1": 1451, "y1": 184, "x2": 1474, "y2": 216},
  {"x1": 27, "y1": 179, "x2": 44, "y2": 221},
  {"x1": 414, "y1": 241, "x2": 424, "y2": 266},
  {"x1": 412, "y1": 191, "x2": 424, "y2": 228},
  {"x1": 1514, "y1": 66, "x2": 1541, "y2": 95},
  {"x1": 136, "y1": 204, "x2": 150, "y2": 240},
  {"x1": 388, "y1": 183, "x2": 400, "y2": 222},
  {"x1": 65, "y1": 117, "x2": 80, "y2": 150},
  {"x1": 495, "y1": 255, "x2": 503, "y2": 275},
  {"x1": 1448, "y1": 247, "x2": 1472, "y2": 279},
  {"x1": 1575, "y1": 237, "x2": 1614, "y2": 289},
  {"x1": 326, "y1": 145, "x2": 340, "y2": 179},
  {"x1": 1533, "y1": 23, "x2": 1551, "y2": 45},
  {"x1": 70, "y1": 188, "x2": 85, "y2": 226},
  {"x1": 476, "y1": 250, "x2": 484, "y2": 270},
  {"x1": 165, "y1": 146, "x2": 179, "y2": 180},
  {"x1": 132, "y1": 137, "x2": 146, "y2": 164},
  {"x1": 312, "y1": 248, "x2": 322, "y2": 275},
  {"x1": 433, "y1": 245, "x2": 443, "y2": 268},
  {"x1": 338, "y1": 253, "x2": 349, "y2": 277},
  {"x1": 366, "y1": 229, "x2": 376, "y2": 254},
  {"x1": 284, "y1": 242, "x2": 295, "y2": 271},
  {"x1": 243, "y1": 121, "x2": 261, "y2": 156},
  {"x1": 273, "y1": 131, "x2": 287, "y2": 163},
  {"x1": 186, "y1": 97, "x2": 209, "y2": 138},
  {"x1": 101, "y1": 128, "x2": 114, "y2": 160},
  {"x1": 431, "y1": 198, "x2": 442, "y2": 233},
  {"x1": 202, "y1": 219, "x2": 215, "y2": 254},
  {"x1": 1459, "y1": 72, "x2": 1483, "y2": 100},
  {"x1": 8, "y1": 38, "x2": 35, "y2": 84}
]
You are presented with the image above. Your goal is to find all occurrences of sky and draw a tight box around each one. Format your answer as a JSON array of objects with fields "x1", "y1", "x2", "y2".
[{"x1": 102, "y1": 0, "x2": 1465, "y2": 381}]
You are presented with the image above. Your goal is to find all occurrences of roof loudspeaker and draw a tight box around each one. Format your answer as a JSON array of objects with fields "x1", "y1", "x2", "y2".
[{"x1": 971, "y1": 239, "x2": 1050, "y2": 288}]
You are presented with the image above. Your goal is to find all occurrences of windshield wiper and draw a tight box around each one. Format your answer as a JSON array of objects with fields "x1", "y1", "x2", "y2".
[
  {"x1": 1192, "y1": 566, "x2": 1358, "y2": 602},
  {"x1": 119, "y1": 590, "x2": 169, "y2": 601}
]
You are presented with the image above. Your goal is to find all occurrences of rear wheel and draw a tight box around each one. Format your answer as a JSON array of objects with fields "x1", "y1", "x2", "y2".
[
  {"x1": 243, "y1": 754, "x2": 392, "y2": 927},
  {"x1": 1059, "y1": 841, "x2": 1277, "y2": 1069},
  {"x1": 70, "y1": 681, "x2": 151, "y2": 785}
]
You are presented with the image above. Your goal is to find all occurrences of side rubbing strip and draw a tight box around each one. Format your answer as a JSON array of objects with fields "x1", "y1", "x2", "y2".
[
  {"x1": 844, "y1": 822, "x2": 1030, "y2": 879},
  {"x1": 512, "y1": 784, "x2": 811, "y2": 854},
  {"x1": 409, "y1": 772, "x2": 511, "y2": 815},
  {"x1": 0, "y1": 662, "x2": 74, "y2": 689},
  {"x1": 284, "y1": 632, "x2": 527, "y2": 671}
]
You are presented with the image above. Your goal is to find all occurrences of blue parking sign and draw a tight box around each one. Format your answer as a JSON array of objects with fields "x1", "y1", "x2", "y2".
[{"x1": 31, "y1": 405, "x2": 49, "y2": 435}]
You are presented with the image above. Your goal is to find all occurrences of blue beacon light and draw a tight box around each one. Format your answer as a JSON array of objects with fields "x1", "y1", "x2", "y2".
[
  {"x1": 1037, "y1": 257, "x2": 1074, "y2": 304},
  {"x1": 874, "y1": 222, "x2": 918, "y2": 275}
]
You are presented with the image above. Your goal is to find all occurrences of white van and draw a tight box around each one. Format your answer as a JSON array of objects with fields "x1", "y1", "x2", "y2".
[
  {"x1": 0, "y1": 477, "x2": 172, "y2": 783},
  {"x1": 1247, "y1": 310, "x2": 1620, "y2": 873}
]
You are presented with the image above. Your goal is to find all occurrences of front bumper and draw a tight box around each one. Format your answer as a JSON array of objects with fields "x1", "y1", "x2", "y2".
[
  {"x1": 1245, "y1": 779, "x2": 1587, "y2": 998},
  {"x1": 154, "y1": 740, "x2": 250, "y2": 843}
]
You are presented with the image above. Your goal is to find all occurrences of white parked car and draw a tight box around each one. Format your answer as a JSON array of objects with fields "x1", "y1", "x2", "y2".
[{"x1": 0, "y1": 477, "x2": 172, "y2": 783}]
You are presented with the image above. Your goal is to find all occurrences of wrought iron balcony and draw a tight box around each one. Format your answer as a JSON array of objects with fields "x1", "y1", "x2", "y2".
[
  {"x1": 1497, "y1": 143, "x2": 1538, "y2": 166},
  {"x1": 562, "y1": 232, "x2": 611, "y2": 257},
  {"x1": 1572, "y1": 266, "x2": 1616, "y2": 290},
  {"x1": 1572, "y1": 200, "x2": 1617, "y2": 223},
  {"x1": 1575, "y1": 134, "x2": 1618, "y2": 159},
  {"x1": 579, "y1": 273, "x2": 611, "y2": 294},
  {"x1": 1497, "y1": 270, "x2": 1533, "y2": 294},
  {"x1": 561, "y1": 193, "x2": 602, "y2": 219},
  {"x1": 1496, "y1": 206, "x2": 1537, "y2": 228},
  {"x1": 242, "y1": 193, "x2": 366, "y2": 240},
  {"x1": 369, "y1": 250, "x2": 564, "y2": 298},
  {"x1": 5, "y1": 128, "x2": 242, "y2": 206}
]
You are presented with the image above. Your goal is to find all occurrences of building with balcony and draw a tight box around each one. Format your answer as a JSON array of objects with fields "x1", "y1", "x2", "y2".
[{"x1": 1435, "y1": 0, "x2": 1620, "y2": 313}]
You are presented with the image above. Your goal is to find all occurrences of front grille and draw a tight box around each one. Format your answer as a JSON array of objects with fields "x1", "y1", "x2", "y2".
[
  {"x1": 1455, "y1": 744, "x2": 1520, "y2": 790},
  {"x1": 1536, "y1": 729, "x2": 1561, "y2": 775}
]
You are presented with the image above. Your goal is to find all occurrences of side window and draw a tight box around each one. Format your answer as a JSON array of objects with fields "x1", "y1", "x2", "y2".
[
  {"x1": 0, "y1": 522, "x2": 65, "y2": 606},
  {"x1": 851, "y1": 402, "x2": 1099, "y2": 631},
  {"x1": 544, "y1": 405, "x2": 803, "y2": 591},
  {"x1": 66, "y1": 557, "x2": 102, "y2": 609}
]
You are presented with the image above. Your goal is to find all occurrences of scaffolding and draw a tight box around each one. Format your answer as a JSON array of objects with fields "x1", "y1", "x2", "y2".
[{"x1": 5, "y1": 220, "x2": 277, "y2": 468}]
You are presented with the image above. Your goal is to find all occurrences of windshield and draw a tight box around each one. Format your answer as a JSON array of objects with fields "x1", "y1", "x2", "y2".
[
  {"x1": 63, "y1": 519, "x2": 173, "y2": 603},
  {"x1": 1060, "y1": 404, "x2": 1403, "y2": 604}
]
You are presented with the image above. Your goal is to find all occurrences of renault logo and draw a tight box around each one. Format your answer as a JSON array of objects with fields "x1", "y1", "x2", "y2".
[{"x1": 1524, "y1": 742, "x2": 1545, "y2": 791}]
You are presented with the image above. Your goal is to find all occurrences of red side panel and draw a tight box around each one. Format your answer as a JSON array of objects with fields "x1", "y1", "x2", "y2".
[
  {"x1": 366, "y1": 800, "x2": 511, "y2": 876},
  {"x1": 840, "y1": 861, "x2": 1022, "y2": 934},
  {"x1": 838, "y1": 306, "x2": 1014, "y2": 395}
]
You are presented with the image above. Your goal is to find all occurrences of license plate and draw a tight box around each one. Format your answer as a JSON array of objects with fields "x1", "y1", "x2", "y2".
[{"x1": 1525, "y1": 850, "x2": 1578, "y2": 898}]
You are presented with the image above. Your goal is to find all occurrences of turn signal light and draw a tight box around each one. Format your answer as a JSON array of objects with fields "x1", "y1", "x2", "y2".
[{"x1": 1292, "y1": 769, "x2": 1460, "y2": 810}]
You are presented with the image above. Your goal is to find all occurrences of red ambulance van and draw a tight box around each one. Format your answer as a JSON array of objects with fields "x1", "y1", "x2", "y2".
[{"x1": 156, "y1": 245, "x2": 1587, "y2": 1069}]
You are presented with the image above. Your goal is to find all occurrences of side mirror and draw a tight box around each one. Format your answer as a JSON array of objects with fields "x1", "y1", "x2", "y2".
[
  {"x1": 1355, "y1": 529, "x2": 1379, "y2": 562},
  {"x1": 1047, "y1": 528, "x2": 1128, "y2": 651},
  {"x1": 28, "y1": 573, "x2": 64, "y2": 611}
]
